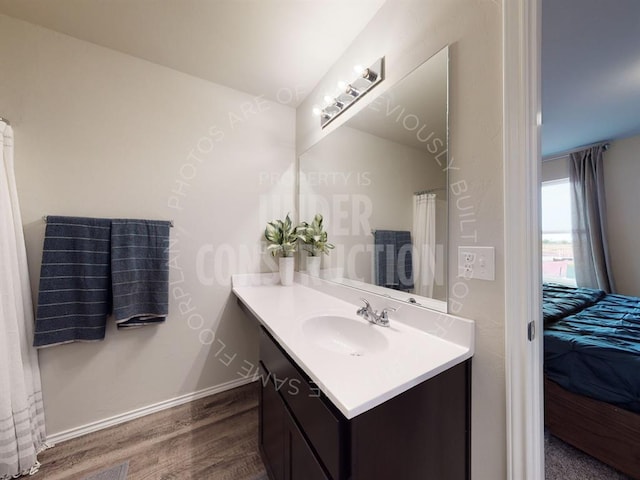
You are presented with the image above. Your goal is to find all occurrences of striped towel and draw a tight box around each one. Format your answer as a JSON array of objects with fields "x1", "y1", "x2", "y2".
[
  {"x1": 374, "y1": 230, "x2": 414, "y2": 292},
  {"x1": 34, "y1": 216, "x2": 112, "y2": 347},
  {"x1": 111, "y1": 219, "x2": 170, "y2": 329}
]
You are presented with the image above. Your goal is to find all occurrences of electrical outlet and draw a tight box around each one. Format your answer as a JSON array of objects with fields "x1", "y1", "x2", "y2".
[{"x1": 458, "y1": 246, "x2": 495, "y2": 280}]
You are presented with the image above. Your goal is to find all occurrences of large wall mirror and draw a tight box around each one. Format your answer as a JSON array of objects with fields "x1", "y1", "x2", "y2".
[{"x1": 299, "y1": 46, "x2": 449, "y2": 312}]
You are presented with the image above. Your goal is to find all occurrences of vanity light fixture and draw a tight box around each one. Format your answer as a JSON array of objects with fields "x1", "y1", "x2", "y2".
[{"x1": 313, "y1": 57, "x2": 384, "y2": 128}]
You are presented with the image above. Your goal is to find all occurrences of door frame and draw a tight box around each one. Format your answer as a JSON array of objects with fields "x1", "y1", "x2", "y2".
[{"x1": 503, "y1": 0, "x2": 545, "y2": 478}]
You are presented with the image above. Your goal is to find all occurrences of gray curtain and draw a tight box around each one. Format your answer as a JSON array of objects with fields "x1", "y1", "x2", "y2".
[{"x1": 569, "y1": 144, "x2": 615, "y2": 292}]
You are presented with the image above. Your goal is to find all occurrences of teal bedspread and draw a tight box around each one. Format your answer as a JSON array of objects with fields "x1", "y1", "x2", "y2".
[
  {"x1": 544, "y1": 292, "x2": 640, "y2": 413},
  {"x1": 542, "y1": 282, "x2": 605, "y2": 323}
]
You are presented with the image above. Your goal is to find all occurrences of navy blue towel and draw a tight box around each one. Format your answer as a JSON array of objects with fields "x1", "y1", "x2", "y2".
[
  {"x1": 111, "y1": 219, "x2": 170, "y2": 329},
  {"x1": 34, "y1": 216, "x2": 112, "y2": 347},
  {"x1": 374, "y1": 230, "x2": 414, "y2": 292}
]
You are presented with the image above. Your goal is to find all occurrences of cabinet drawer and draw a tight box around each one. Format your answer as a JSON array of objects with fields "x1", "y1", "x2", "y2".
[
  {"x1": 286, "y1": 402, "x2": 331, "y2": 480},
  {"x1": 259, "y1": 327, "x2": 346, "y2": 479},
  {"x1": 259, "y1": 363, "x2": 286, "y2": 480}
]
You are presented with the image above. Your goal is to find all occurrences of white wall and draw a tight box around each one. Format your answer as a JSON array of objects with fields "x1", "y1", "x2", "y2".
[
  {"x1": 0, "y1": 14, "x2": 295, "y2": 436},
  {"x1": 541, "y1": 156, "x2": 569, "y2": 182},
  {"x1": 604, "y1": 134, "x2": 640, "y2": 296},
  {"x1": 296, "y1": 1, "x2": 506, "y2": 479}
]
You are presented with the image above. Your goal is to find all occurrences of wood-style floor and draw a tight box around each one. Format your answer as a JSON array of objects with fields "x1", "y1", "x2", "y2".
[{"x1": 35, "y1": 382, "x2": 267, "y2": 480}]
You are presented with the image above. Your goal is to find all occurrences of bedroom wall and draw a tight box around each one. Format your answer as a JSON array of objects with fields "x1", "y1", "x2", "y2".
[
  {"x1": 296, "y1": 1, "x2": 505, "y2": 479},
  {"x1": 541, "y1": 136, "x2": 640, "y2": 297},
  {"x1": 603, "y1": 134, "x2": 640, "y2": 296},
  {"x1": 0, "y1": 14, "x2": 295, "y2": 436},
  {"x1": 541, "y1": 155, "x2": 569, "y2": 182}
]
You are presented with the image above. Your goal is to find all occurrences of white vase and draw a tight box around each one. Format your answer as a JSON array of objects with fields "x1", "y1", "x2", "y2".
[
  {"x1": 279, "y1": 257, "x2": 295, "y2": 286},
  {"x1": 307, "y1": 255, "x2": 321, "y2": 277}
]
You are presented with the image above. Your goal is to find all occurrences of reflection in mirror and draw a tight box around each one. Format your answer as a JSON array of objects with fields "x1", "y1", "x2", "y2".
[{"x1": 299, "y1": 47, "x2": 449, "y2": 311}]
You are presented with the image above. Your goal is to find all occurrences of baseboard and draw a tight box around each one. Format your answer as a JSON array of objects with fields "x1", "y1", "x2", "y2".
[{"x1": 46, "y1": 376, "x2": 256, "y2": 445}]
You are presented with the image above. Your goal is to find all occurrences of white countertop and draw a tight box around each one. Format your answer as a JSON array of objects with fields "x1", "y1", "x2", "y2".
[{"x1": 232, "y1": 273, "x2": 474, "y2": 419}]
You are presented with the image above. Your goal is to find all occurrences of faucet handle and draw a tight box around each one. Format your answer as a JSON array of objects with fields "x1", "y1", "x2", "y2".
[
  {"x1": 357, "y1": 298, "x2": 371, "y2": 318},
  {"x1": 380, "y1": 306, "x2": 397, "y2": 320}
]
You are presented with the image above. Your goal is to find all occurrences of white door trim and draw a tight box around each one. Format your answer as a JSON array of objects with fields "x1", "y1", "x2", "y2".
[{"x1": 503, "y1": 0, "x2": 544, "y2": 479}]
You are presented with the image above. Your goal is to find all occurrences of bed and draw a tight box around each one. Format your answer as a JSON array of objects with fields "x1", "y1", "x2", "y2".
[{"x1": 542, "y1": 283, "x2": 640, "y2": 478}]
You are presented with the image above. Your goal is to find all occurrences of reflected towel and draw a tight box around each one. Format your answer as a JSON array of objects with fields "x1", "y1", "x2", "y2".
[
  {"x1": 111, "y1": 219, "x2": 170, "y2": 328},
  {"x1": 374, "y1": 230, "x2": 414, "y2": 292},
  {"x1": 34, "y1": 216, "x2": 112, "y2": 347}
]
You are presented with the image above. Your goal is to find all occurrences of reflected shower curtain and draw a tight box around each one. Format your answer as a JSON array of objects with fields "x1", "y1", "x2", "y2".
[
  {"x1": 0, "y1": 121, "x2": 47, "y2": 479},
  {"x1": 412, "y1": 193, "x2": 436, "y2": 297}
]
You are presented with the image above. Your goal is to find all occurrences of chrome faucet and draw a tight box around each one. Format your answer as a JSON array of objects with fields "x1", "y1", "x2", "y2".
[{"x1": 357, "y1": 298, "x2": 396, "y2": 327}]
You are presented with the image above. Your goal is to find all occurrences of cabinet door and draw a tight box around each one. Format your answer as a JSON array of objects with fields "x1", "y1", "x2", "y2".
[
  {"x1": 350, "y1": 361, "x2": 470, "y2": 480},
  {"x1": 260, "y1": 373, "x2": 286, "y2": 480},
  {"x1": 286, "y1": 410, "x2": 330, "y2": 480},
  {"x1": 260, "y1": 327, "x2": 345, "y2": 479}
]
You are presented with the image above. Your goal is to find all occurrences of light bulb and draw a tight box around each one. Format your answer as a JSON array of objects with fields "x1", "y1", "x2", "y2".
[
  {"x1": 312, "y1": 106, "x2": 322, "y2": 116},
  {"x1": 337, "y1": 80, "x2": 347, "y2": 90},
  {"x1": 361, "y1": 68, "x2": 378, "y2": 82},
  {"x1": 323, "y1": 94, "x2": 334, "y2": 104},
  {"x1": 324, "y1": 104, "x2": 341, "y2": 116},
  {"x1": 353, "y1": 64, "x2": 365, "y2": 75},
  {"x1": 344, "y1": 85, "x2": 360, "y2": 97}
]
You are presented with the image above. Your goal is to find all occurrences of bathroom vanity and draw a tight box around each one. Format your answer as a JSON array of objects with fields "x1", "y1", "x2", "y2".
[{"x1": 233, "y1": 274, "x2": 474, "y2": 480}]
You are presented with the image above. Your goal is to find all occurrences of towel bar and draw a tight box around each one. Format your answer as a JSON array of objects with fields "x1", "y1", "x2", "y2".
[{"x1": 42, "y1": 216, "x2": 174, "y2": 227}]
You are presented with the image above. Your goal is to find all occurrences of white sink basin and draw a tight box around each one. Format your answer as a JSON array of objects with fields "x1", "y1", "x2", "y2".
[
  {"x1": 233, "y1": 276, "x2": 475, "y2": 418},
  {"x1": 302, "y1": 314, "x2": 389, "y2": 356}
]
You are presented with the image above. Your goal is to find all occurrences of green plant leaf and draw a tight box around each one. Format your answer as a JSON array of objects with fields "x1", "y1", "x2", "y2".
[
  {"x1": 296, "y1": 213, "x2": 334, "y2": 256},
  {"x1": 264, "y1": 213, "x2": 298, "y2": 257}
]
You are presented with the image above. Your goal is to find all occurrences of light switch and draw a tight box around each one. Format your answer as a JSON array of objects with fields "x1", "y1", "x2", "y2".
[{"x1": 458, "y1": 246, "x2": 495, "y2": 281}]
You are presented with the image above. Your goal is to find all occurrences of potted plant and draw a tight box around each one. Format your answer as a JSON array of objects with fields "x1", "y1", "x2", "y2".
[
  {"x1": 264, "y1": 213, "x2": 298, "y2": 286},
  {"x1": 297, "y1": 213, "x2": 334, "y2": 277}
]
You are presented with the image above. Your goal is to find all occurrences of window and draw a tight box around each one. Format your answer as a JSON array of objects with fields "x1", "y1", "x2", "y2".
[{"x1": 541, "y1": 178, "x2": 576, "y2": 286}]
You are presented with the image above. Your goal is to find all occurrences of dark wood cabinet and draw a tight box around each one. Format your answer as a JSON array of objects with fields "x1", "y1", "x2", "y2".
[
  {"x1": 259, "y1": 369, "x2": 286, "y2": 480},
  {"x1": 260, "y1": 369, "x2": 331, "y2": 480},
  {"x1": 286, "y1": 402, "x2": 331, "y2": 480},
  {"x1": 257, "y1": 326, "x2": 470, "y2": 480}
]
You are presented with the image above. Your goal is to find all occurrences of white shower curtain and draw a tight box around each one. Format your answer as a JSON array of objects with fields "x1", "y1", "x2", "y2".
[
  {"x1": 412, "y1": 193, "x2": 437, "y2": 298},
  {"x1": 0, "y1": 121, "x2": 47, "y2": 479}
]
